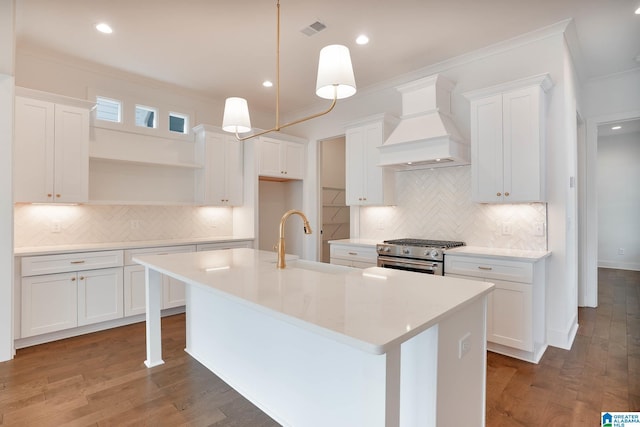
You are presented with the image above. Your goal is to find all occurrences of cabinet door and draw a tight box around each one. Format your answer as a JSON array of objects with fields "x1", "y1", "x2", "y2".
[
  {"x1": 22, "y1": 272, "x2": 77, "y2": 337},
  {"x1": 345, "y1": 122, "x2": 394, "y2": 206},
  {"x1": 14, "y1": 97, "x2": 55, "y2": 203},
  {"x1": 163, "y1": 276, "x2": 186, "y2": 309},
  {"x1": 283, "y1": 141, "x2": 305, "y2": 179},
  {"x1": 258, "y1": 138, "x2": 283, "y2": 177},
  {"x1": 77, "y1": 267, "x2": 124, "y2": 326},
  {"x1": 123, "y1": 265, "x2": 146, "y2": 316},
  {"x1": 470, "y1": 94, "x2": 503, "y2": 202},
  {"x1": 502, "y1": 86, "x2": 544, "y2": 202},
  {"x1": 361, "y1": 122, "x2": 386, "y2": 205},
  {"x1": 53, "y1": 104, "x2": 89, "y2": 203},
  {"x1": 224, "y1": 136, "x2": 244, "y2": 205},
  {"x1": 345, "y1": 127, "x2": 365, "y2": 205},
  {"x1": 204, "y1": 134, "x2": 244, "y2": 206},
  {"x1": 486, "y1": 279, "x2": 533, "y2": 351}
]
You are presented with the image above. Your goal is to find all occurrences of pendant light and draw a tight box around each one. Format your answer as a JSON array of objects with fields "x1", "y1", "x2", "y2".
[{"x1": 222, "y1": 0, "x2": 356, "y2": 141}]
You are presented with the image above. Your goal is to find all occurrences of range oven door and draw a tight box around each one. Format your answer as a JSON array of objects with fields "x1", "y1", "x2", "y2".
[{"x1": 377, "y1": 256, "x2": 443, "y2": 276}]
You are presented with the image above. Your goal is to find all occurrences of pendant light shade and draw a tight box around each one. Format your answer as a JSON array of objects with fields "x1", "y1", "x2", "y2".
[
  {"x1": 222, "y1": 97, "x2": 252, "y2": 134},
  {"x1": 315, "y1": 44, "x2": 357, "y2": 100}
]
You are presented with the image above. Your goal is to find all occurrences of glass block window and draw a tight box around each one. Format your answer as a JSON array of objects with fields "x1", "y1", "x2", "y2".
[
  {"x1": 169, "y1": 112, "x2": 189, "y2": 134},
  {"x1": 135, "y1": 105, "x2": 157, "y2": 128},
  {"x1": 95, "y1": 96, "x2": 121, "y2": 123}
]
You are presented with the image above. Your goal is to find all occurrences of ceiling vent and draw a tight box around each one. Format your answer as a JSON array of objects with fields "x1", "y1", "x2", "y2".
[{"x1": 300, "y1": 21, "x2": 327, "y2": 36}]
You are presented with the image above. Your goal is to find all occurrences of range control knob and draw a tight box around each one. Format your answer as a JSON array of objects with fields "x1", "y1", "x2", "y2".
[
  {"x1": 429, "y1": 249, "x2": 440, "y2": 258},
  {"x1": 402, "y1": 248, "x2": 411, "y2": 255},
  {"x1": 384, "y1": 246, "x2": 391, "y2": 252}
]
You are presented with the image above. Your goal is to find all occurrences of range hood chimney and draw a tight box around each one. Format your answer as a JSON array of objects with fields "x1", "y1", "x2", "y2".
[{"x1": 378, "y1": 74, "x2": 469, "y2": 170}]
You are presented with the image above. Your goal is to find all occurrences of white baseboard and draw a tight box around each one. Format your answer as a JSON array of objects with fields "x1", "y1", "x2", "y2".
[
  {"x1": 547, "y1": 316, "x2": 578, "y2": 350},
  {"x1": 598, "y1": 260, "x2": 640, "y2": 271}
]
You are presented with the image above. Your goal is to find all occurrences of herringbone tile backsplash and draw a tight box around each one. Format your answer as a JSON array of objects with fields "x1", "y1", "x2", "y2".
[
  {"x1": 359, "y1": 166, "x2": 547, "y2": 251},
  {"x1": 14, "y1": 204, "x2": 234, "y2": 247}
]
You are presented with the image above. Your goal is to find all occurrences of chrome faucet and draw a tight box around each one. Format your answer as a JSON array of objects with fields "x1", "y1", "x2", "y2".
[{"x1": 277, "y1": 209, "x2": 312, "y2": 269}]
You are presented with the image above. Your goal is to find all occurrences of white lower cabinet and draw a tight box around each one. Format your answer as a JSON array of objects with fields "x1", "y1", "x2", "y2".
[
  {"x1": 329, "y1": 242, "x2": 377, "y2": 268},
  {"x1": 21, "y1": 250, "x2": 124, "y2": 338},
  {"x1": 445, "y1": 253, "x2": 546, "y2": 363},
  {"x1": 123, "y1": 245, "x2": 196, "y2": 315},
  {"x1": 21, "y1": 272, "x2": 77, "y2": 337},
  {"x1": 77, "y1": 268, "x2": 124, "y2": 326}
]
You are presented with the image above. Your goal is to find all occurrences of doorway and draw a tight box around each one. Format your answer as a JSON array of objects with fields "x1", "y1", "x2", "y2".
[
  {"x1": 581, "y1": 112, "x2": 640, "y2": 307},
  {"x1": 319, "y1": 136, "x2": 349, "y2": 263}
]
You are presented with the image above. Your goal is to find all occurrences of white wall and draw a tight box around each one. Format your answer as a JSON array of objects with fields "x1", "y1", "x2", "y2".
[
  {"x1": 0, "y1": 0, "x2": 15, "y2": 362},
  {"x1": 597, "y1": 131, "x2": 640, "y2": 270}
]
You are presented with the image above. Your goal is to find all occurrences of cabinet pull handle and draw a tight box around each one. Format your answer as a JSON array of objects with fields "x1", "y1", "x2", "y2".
[
  {"x1": 478, "y1": 266, "x2": 493, "y2": 271},
  {"x1": 348, "y1": 252, "x2": 358, "y2": 255},
  {"x1": 70, "y1": 260, "x2": 85, "y2": 264},
  {"x1": 157, "y1": 253, "x2": 168, "y2": 256}
]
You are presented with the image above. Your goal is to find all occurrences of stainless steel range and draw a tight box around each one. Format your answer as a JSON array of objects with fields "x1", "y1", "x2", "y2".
[{"x1": 376, "y1": 239, "x2": 465, "y2": 275}]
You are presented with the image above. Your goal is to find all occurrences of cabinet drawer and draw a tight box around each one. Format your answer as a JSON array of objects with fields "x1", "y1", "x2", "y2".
[
  {"x1": 330, "y1": 245, "x2": 377, "y2": 264},
  {"x1": 124, "y1": 245, "x2": 196, "y2": 265},
  {"x1": 444, "y1": 255, "x2": 532, "y2": 283},
  {"x1": 22, "y1": 250, "x2": 124, "y2": 277}
]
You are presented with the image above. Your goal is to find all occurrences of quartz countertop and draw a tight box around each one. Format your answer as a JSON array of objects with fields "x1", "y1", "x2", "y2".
[
  {"x1": 445, "y1": 245, "x2": 551, "y2": 261},
  {"x1": 15, "y1": 236, "x2": 254, "y2": 256},
  {"x1": 134, "y1": 248, "x2": 494, "y2": 354}
]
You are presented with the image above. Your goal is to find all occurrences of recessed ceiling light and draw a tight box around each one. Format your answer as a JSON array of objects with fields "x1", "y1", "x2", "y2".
[
  {"x1": 356, "y1": 35, "x2": 369, "y2": 45},
  {"x1": 95, "y1": 23, "x2": 113, "y2": 34},
  {"x1": 611, "y1": 125, "x2": 622, "y2": 130},
  {"x1": 262, "y1": 80, "x2": 273, "y2": 88}
]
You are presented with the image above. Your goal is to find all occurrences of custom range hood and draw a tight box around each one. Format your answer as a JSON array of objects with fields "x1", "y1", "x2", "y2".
[{"x1": 379, "y1": 74, "x2": 469, "y2": 170}]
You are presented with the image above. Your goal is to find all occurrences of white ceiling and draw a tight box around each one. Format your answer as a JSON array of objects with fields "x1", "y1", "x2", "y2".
[{"x1": 15, "y1": 0, "x2": 640, "y2": 116}]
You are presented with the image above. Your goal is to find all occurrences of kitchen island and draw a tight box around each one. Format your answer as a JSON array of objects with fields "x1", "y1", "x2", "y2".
[{"x1": 134, "y1": 248, "x2": 494, "y2": 427}]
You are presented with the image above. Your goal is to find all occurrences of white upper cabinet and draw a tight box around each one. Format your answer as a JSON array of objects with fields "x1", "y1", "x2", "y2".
[
  {"x1": 257, "y1": 136, "x2": 305, "y2": 180},
  {"x1": 465, "y1": 74, "x2": 553, "y2": 203},
  {"x1": 194, "y1": 125, "x2": 244, "y2": 206},
  {"x1": 345, "y1": 114, "x2": 399, "y2": 206},
  {"x1": 14, "y1": 90, "x2": 92, "y2": 203}
]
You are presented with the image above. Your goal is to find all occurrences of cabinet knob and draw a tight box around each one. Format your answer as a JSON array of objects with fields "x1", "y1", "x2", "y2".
[
  {"x1": 504, "y1": 192, "x2": 510, "y2": 197},
  {"x1": 56, "y1": 194, "x2": 61, "y2": 198},
  {"x1": 47, "y1": 193, "x2": 52, "y2": 198},
  {"x1": 71, "y1": 277, "x2": 76, "y2": 281},
  {"x1": 79, "y1": 276, "x2": 85, "y2": 280},
  {"x1": 496, "y1": 192, "x2": 502, "y2": 197}
]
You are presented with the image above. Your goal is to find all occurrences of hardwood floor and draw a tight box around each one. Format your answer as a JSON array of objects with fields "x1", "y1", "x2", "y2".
[
  {"x1": 0, "y1": 267, "x2": 637, "y2": 426},
  {"x1": 487, "y1": 268, "x2": 640, "y2": 426}
]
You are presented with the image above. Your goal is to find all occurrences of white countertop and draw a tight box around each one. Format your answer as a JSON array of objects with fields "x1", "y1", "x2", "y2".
[
  {"x1": 445, "y1": 245, "x2": 551, "y2": 261},
  {"x1": 133, "y1": 248, "x2": 493, "y2": 355},
  {"x1": 15, "y1": 236, "x2": 254, "y2": 256}
]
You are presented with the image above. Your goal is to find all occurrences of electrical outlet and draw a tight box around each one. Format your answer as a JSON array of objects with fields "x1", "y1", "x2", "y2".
[
  {"x1": 502, "y1": 222, "x2": 512, "y2": 236},
  {"x1": 534, "y1": 222, "x2": 545, "y2": 236},
  {"x1": 377, "y1": 220, "x2": 384, "y2": 230},
  {"x1": 459, "y1": 332, "x2": 471, "y2": 359},
  {"x1": 130, "y1": 220, "x2": 140, "y2": 230},
  {"x1": 208, "y1": 218, "x2": 217, "y2": 228},
  {"x1": 51, "y1": 220, "x2": 61, "y2": 233},
  {"x1": 618, "y1": 248, "x2": 625, "y2": 255}
]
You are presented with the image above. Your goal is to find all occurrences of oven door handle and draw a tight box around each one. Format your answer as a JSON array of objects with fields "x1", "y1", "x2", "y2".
[{"x1": 377, "y1": 256, "x2": 439, "y2": 270}]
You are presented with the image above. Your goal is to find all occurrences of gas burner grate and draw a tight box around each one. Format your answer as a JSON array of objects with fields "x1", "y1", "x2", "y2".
[{"x1": 383, "y1": 239, "x2": 466, "y2": 249}]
